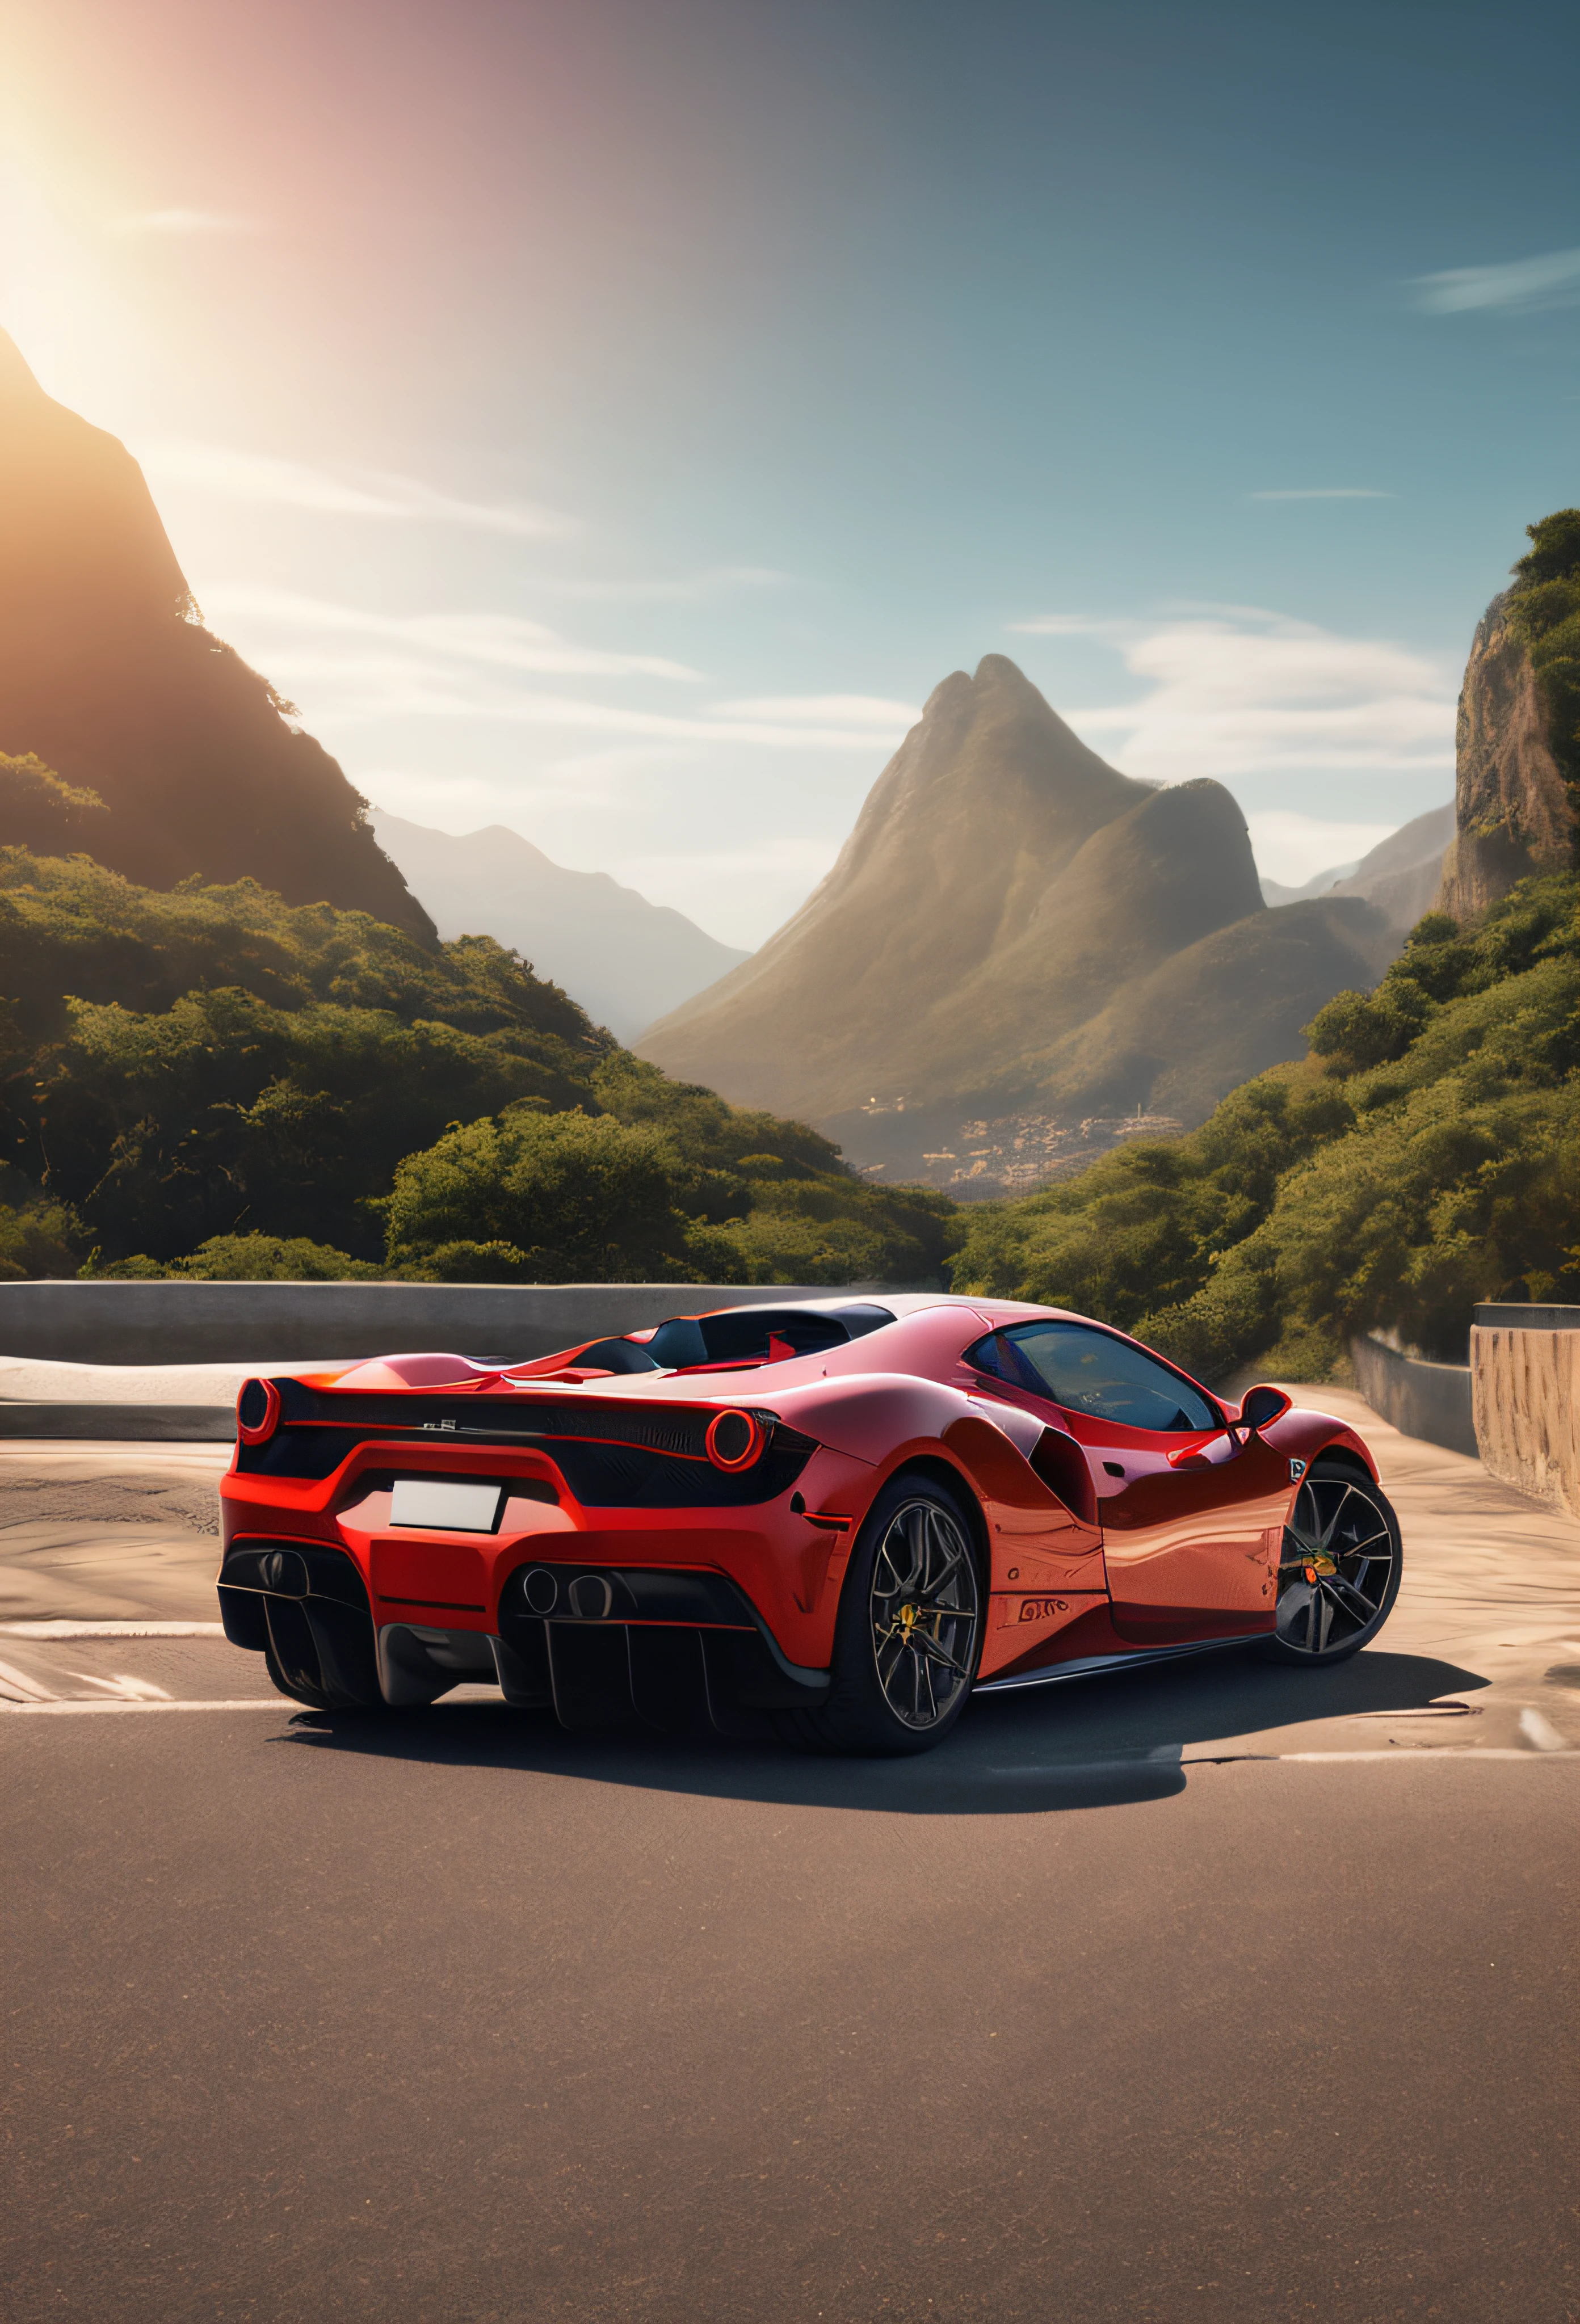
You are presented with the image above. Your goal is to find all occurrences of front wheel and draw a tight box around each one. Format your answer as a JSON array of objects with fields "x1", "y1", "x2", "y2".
[
  {"x1": 779, "y1": 1474, "x2": 984, "y2": 1756},
  {"x1": 1266, "y1": 1456, "x2": 1402, "y2": 1665}
]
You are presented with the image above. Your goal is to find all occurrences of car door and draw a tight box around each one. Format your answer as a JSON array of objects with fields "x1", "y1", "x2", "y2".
[{"x1": 968, "y1": 1321, "x2": 1285, "y2": 1644}]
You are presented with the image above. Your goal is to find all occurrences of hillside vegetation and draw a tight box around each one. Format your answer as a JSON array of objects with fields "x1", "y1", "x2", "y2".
[
  {"x1": 953, "y1": 872, "x2": 1580, "y2": 1376},
  {"x1": 0, "y1": 846, "x2": 956, "y2": 1286}
]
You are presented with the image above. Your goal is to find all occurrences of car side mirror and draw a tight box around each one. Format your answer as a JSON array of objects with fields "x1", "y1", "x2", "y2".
[{"x1": 1238, "y1": 1384, "x2": 1292, "y2": 1433}]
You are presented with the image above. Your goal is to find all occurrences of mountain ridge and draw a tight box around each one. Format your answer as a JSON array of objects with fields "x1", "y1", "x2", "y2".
[
  {"x1": 0, "y1": 331, "x2": 432, "y2": 941},
  {"x1": 1260, "y1": 802, "x2": 1455, "y2": 932},
  {"x1": 369, "y1": 809, "x2": 749, "y2": 1041}
]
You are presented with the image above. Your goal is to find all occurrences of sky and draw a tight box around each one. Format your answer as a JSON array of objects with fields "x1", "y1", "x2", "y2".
[{"x1": 2, "y1": 0, "x2": 1577, "y2": 947}]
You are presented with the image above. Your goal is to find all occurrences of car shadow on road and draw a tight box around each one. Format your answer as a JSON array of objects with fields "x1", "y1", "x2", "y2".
[{"x1": 275, "y1": 1644, "x2": 1487, "y2": 1816}]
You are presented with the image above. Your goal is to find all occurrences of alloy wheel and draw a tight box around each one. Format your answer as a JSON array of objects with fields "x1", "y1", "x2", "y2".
[
  {"x1": 1276, "y1": 1472, "x2": 1396, "y2": 1657},
  {"x1": 868, "y1": 1496, "x2": 981, "y2": 1729}
]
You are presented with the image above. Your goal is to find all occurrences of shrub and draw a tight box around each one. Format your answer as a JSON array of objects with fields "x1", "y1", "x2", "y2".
[{"x1": 383, "y1": 1106, "x2": 716, "y2": 1283}]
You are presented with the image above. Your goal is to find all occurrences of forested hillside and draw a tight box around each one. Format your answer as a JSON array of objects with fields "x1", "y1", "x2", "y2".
[
  {"x1": 0, "y1": 843, "x2": 957, "y2": 1286},
  {"x1": 953, "y1": 872, "x2": 1579, "y2": 1376}
]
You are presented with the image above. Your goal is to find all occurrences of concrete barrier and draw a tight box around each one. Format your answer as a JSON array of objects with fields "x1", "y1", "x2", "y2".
[
  {"x1": 1470, "y1": 1305, "x2": 1580, "y2": 1522},
  {"x1": 0, "y1": 1281, "x2": 860, "y2": 1370},
  {"x1": 1350, "y1": 1332, "x2": 1477, "y2": 1458},
  {"x1": 0, "y1": 1403, "x2": 236, "y2": 1441}
]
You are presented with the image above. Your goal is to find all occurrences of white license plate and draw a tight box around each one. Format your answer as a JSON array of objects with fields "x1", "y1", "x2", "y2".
[{"x1": 389, "y1": 1479, "x2": 505, "y2": 1533}]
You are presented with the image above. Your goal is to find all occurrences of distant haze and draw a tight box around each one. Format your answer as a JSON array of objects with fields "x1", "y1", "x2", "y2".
[
  {"x1": 1259, "y1": 803, "x2": 1455, "y2": 928},
  {"x1": 370, "y1": 811, "x2": 747, "y2": 1043}
]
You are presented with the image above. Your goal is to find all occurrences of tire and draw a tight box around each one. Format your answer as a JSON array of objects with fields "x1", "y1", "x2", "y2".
[
  {"x1": 779, "y1": 1473, "x2": 985, "y2": 1756},
  {"x1": 1265, "y1": 1455, "x2": 1402, "y2": 1666}
]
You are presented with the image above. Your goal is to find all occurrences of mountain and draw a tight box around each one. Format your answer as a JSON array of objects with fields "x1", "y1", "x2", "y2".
[
  {"x1": 1259, "y1": 857, "x2": 1362, "y2": 906},
  {"x1": 368, "y1": 810, "x2": 748, "y2": 1042},
  {"x1": 1439, "y1": 563, "x2": 1577, "y2": 919},
  {"x1": 638, "y1": 654, "x2": 1388, "y2": 1189},
  {"x1": 1260, "y1": 802, "x2": 1455, "y2": 934},
  {"x1": 0, "y1": 331, "x2": 432, "y2": 941}
]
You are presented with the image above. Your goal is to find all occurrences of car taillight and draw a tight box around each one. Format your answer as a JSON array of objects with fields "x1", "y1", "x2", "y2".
[
  {"x1": 237, "y1": 1377, "x2": 281, "y2": 1445},
  {"x1": 705, "y1": 1408, "x2": 766, "y2": 1470}
]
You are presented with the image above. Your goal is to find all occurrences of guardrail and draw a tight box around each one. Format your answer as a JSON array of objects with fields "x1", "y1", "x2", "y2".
[
  {"x1": 1349, "y1": 1332, "x2": 1477, "y2": 1459},
  {"x1": 0, "y1": 1403, "x2": 237, "y2": 1442},
  {"x1": 0, "y1": 1281, "x2": 877, "y2": 1438},
  {"x1": 0, "y1": 1280, "x2": 860, "y2": 1369},
  {"x1": 1470, "y1": 1304, "x2": 1580, "y2": 1521}
]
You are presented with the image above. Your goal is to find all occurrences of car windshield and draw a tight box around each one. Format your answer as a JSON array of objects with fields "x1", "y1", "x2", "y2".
[{"x1": 974, "y1": 1321, "x2": 1217, "y2": 1433}]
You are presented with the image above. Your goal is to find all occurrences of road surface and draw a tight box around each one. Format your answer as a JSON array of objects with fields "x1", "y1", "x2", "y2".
[{"x1": 2, "y1": 1390, "x2": 1575, "y2": 2322}]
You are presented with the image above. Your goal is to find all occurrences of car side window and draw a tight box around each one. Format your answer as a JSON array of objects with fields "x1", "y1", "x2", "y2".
[{"x1": 971, "y1": 1322, "x2": 1218, "y2": 1433}]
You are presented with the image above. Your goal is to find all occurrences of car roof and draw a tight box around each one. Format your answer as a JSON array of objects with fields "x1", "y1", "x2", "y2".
[{"x1": 682, "y1": 1292, "x2": 1073, "y2": 1324}]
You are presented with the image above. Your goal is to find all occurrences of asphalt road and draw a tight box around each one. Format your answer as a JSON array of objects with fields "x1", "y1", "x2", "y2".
[{"x1": 2, "y1": 1394, "x2": 1577, "y2": 2324}]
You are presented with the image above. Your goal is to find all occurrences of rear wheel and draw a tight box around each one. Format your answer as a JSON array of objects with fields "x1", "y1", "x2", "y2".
[
  {"x1": 1267, "y1": 1456, "x2": 1401, "y2": 1665},
  {"x1": 780, "y1": 1474, "x2": 984, "y2": 1756}
]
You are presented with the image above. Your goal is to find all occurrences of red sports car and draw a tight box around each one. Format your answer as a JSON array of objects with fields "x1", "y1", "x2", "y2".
[{"x1": 217, "y1": 1295, "x2": 1402, "y2": 1754}]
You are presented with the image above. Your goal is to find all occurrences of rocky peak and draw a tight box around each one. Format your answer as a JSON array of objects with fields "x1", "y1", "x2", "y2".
[
  {"x1": 805, "y1": 652, "x2": 1149, "y2": 919},
  {"x1": 0, "y1": 333, "x2": 434, "y2": 940},
  {"x1": 1439, "y1": 584, "x2": 1575, "y2": 919},
  {"x1": 637, "y1": 654, "x2": 1372, "y2": 1149},
  {"x1": 0, "y1": 330, "x2": 192, "y2": 630}
]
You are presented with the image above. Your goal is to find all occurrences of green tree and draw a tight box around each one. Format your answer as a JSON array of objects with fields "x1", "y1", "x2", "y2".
[
  {"x1": 32, "y1": 987, "x2": 579, "y2": 1260},
  {"x1": 0, "y1": 1192, "x2": 83, "y2": 1280},
  {"x1": 91, "y1": 1232, "x2": 380, "y2": 1281},
  {"x1": 383, "y1": 1106, "x2": 718, "y2": 1283},
  {"x1": 0, "y1": 757, "x2": 108, "y2": 854},
  {"x1": 692, "y1": 1168, "x2": 962, "y2": 1287}
]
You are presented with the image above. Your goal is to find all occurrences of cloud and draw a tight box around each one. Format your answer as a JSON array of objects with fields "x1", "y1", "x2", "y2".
[
  {"x1": 1249, "y1": 488, "x2": 1395, "y2": 501},
  {"x1": 1246, "y1": 811, "x2": 1399, "y2": 886},
  {"x1": 610, "y1": 836, "x2": 838, "y2": 888},
  {"x1": 204, "y1": 584, "x2": 899, "y2": 748},
  {"x1": 1005, "y1": 614, "x2": 1131, "y2": 639},
  {"x1": 1012, "y1": 604, "x2": 1455, "y2": 781},
  {"x1": 137, "y1": 441, "x2": 573, "y2": 537},
  {"x1": 206, "y1": 586, "x2": 703, "y2": 683},
  {"x1": 111, "y1": 209, "x2": 262, "y2": 237},
  {"x1": 551, "y1": 567, "x2": 791, "y2": 602},
  {"x1": 1413, "y1": 246, "x2": 1580, "y2": 315},
  {"x1": 363, "y1": 748, "x2": 685, "y2": 824},
  {"x1": 707, "y1": 693, "x2": 921, "y2": 727}
]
